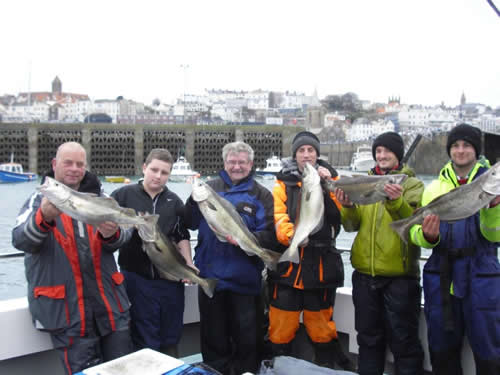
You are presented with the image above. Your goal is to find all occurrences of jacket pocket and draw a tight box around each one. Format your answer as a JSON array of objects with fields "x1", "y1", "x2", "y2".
[
  {"x1": 111, "y1": 271, "x2": 130, "y2": 312},
  {"x1": 31, "y1": 285, "x2": 70, "y2": 331},
  {"x1": 471, "y1": 271, "x2": 500, "y2": 310},
  {"x1": 318, "y1": 250, "x2": 344, "y2": 287}
]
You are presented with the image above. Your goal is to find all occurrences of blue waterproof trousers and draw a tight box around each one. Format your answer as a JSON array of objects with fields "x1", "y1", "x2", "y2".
[
  {"x1": 423, "y1": 251, "x2": 500, "y2": 375},
  {"x1": 122, "y1": 270, "x2": 185, "y2": 352}
]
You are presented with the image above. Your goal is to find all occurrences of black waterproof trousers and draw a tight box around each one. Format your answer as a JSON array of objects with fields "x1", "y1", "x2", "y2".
[
  {"x1": 352, "y1": 271, "x2": 424, "y2": 375},
  {"x1": 198, "y1": 288, "x2": 261, "y2": 375}
]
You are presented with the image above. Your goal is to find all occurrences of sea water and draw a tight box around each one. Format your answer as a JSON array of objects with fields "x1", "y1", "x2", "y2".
[{"x1": 0, "y1": 175, "x2": 435, "y2": 301}]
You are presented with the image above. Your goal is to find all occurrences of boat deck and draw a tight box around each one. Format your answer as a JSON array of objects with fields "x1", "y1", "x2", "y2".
[{"x1": 0, "y1": 286, "x2": 477, "y2": 374}]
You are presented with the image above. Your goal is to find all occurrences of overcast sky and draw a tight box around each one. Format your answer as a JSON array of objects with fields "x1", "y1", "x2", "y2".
[{"x1": 1, "y1": 0, "x2": 499, "y2": 108}]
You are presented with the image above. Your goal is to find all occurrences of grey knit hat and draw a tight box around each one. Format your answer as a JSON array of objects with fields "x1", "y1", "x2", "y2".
[{"x1": 291, "y1": 131, "x2": 320, "y2": 158}]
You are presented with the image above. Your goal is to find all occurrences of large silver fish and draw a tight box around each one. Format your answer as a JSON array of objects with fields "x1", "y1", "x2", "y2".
[
  {"x1": 279, "y1": 162, "x2": 324, "y2": 264},
  {"x1": 137, "y1": 223, "x2": 217, "y2": 298},
  {"x1": 191, "y1": 178, "x2": 281, "y2": 271},
  {"x1": 324, "y1": 174, "x2": 408, "y2": 205},
  {"x1": 38, "y1": 176, "x2": 158, "y2": 227},
  {"x1": 391, "y1": 162, "x2": 500, "y2": 244}
]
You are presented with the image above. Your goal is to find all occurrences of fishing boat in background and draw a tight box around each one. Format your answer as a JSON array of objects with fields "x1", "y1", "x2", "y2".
[
  {"x1": 0, "y1": 154, "x2": 37, "y2": 183},
  {"x1": 256, "y1": 155, "x2": 282, "y2": 177},
  {"x1": 104, "y1": 176, "x2": 130, "y2": 184},
  {"x1": 350, "y1": 145, "x2": 375, "y2": 172},
  {"x1": 170, "y1": 156, "x2": 199, "y2": 182}
]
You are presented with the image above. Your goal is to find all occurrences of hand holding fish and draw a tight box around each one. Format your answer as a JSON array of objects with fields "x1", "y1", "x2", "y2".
[
  {"x1": 226, "y1": 235, "x2": 239, "y2": 246},
  {"x1": 421, "y1": 214, "x2": 440, "y2": 243},
  {"x1": 40, "y1": 197, "x2": 62, "y2": 222},
  {"x1": 97, "y1": 221, "x2": 119, "y2": 239},
  {"x1": 384, "y1": 184, "x2": 403, "y2": 200},
  {"x1": 334, "y1": 188, "x2": 354, "y2": 208},
  {"x1": 317, "y1": 166, "x2": 331, "y2": 180}
]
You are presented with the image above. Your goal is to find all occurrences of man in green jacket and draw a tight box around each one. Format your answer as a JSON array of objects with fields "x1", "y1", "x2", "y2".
[{"x1": 335, "y1": 132, "x2": 425, "y2": 375}]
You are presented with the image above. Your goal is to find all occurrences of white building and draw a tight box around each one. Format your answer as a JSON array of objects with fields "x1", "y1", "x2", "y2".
[
  {"x1": 346, "y1": 119, "x2": 395, "y2": 142},
  {"x1": 324, "y1": 112, "x2": 346, "y2": 127}
]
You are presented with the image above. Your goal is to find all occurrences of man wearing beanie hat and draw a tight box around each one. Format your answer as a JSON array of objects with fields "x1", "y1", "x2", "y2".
[
  {"x1": 409, "y1": 123, "x2": 500, "y2": 374},
  {"x1": 267, "y1": 130, "x2": 356, "y2": 371},
  {"x1": 335, "y1": 131, "x2": 425, "y2": 374},
  {"x1": 291, "y1": 131, "x2": 321, "y2": 159}
]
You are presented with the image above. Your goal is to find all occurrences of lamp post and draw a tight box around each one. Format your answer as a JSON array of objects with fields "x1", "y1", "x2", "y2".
[{"x1": 180, "y1": 64, "x2": 189, "y2": 124}]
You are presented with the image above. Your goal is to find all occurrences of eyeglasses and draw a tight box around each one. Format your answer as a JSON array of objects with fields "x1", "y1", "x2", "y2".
[{"x1": 225, "y1": 160, "x2": 250, "y2": 166}]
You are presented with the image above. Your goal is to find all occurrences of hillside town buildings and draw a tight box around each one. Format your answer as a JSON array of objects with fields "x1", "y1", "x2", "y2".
[{"x1": 1, "y1": 77, "x2": 499, "y2": 142}]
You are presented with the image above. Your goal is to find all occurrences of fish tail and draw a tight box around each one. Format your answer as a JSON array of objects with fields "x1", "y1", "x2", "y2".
[
  {"x1": 143, "y1": 214, "x2": 160, "y2": 226},
  {"x1": 262, "y1": 249, "x2": 282, "y2": 271},
  {"x1": 390, "y1": 218, "x2": 410, "y2": 245},
  {"x1": 279, "y1": 246, "x2": 300, "y2": 264},
  {"x1": 201, "y1": 278, "x2": 218, "y2": 298}
]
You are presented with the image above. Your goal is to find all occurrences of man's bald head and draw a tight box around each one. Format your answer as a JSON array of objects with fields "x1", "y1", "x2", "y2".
[{"x1": 52, "y1": 142, "x2": 87, "y2": 189}]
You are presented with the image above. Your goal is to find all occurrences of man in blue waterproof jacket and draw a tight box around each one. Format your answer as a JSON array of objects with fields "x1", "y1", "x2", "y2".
[
  {"x1": 184, "y1": 141, "x2": 276, "y2": 375},
  {"x1": 410, "y1": 124, "x2": 500, "y2": 374}
]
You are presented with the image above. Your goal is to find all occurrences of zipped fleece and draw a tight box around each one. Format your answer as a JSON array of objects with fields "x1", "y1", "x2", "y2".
[
  {"x1": 12, "y1": 172, "x2": 131, "y2": 337},
  {"x1": 341, "y1": 164, "x2": 424, "y2": 277},
  {"x1": 111, "y1": 182, "x2": 190, "y2": 279}
]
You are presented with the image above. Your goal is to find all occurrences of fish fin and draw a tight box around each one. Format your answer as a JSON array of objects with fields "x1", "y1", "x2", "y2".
[
  {"x1": 390, "y1": 218, "x2": 410, "y2": 245},
  {"x1": 279, "y1": 246, "x2": 300, "y2": 264},
  {"x1": 262, "y1": 249, "x2": 282, "y2": 271},
  {"x1": 201, "y1": 278, "x2": 218, "y2": 298},
  {"x1": 206, "y1": 201, "x2": 218, "y2": 211},
  {"x1": 142, "y1": 213, "x2": 160, "y2": 226}
]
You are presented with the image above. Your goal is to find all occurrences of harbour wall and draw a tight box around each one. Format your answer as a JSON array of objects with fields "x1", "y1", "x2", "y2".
[{"x1": 0, "y1": 122, "x2": 496, "y2": 176}]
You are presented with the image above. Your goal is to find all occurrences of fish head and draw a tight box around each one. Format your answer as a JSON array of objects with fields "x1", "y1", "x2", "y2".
[
  {"x1": 482, "y1": 162, "x2": 500, "y2": 195},
  {"x1": 191, "y1": 177, "x2": 210, "y2": 202},
  {"x1": 302, "y1": 162, "x2": 320, "y2": 186},
  {"x1": 37, "y1": 176, "x2": 71, "y2": 205},
  {"x1": 388, "y1": 174, "x2": 408, "y2": 185}
]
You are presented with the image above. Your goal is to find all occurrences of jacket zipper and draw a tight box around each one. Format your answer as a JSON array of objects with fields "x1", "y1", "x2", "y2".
[
  {"x1": 150, "y1": 194, "x2": 159, "y2": 279},
  {"x1": 370, "y1": 203, "x2": 378, "y2": 276}
]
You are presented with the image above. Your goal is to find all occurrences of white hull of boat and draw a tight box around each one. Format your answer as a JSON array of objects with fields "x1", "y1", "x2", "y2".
[{"x1": 0, "y1": 286, "x2": 477, "y2": 374}]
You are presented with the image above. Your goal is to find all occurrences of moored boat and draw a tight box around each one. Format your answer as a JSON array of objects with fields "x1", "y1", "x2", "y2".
[
  {"x1": 104, "y1": 175, "x2": 130, "y2": 183},
  {"x1": 350, "y1": 145, "x2": 375, "y2": 172},
  {"x1": 170, "y1": 156, "x2": 199, "y2": 182},
  {"x1": 0, "y1": 155, "x2": 37, "y2": 183},
  {"x1": 256, "y1": 155, "x2": 283, "y2": 177}
]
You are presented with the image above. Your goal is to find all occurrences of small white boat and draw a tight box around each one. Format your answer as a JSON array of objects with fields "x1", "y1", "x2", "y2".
[
  {"x1": 256, "y1": 155, "x2": 282, "y2": 177},
  {"x1": 350, "y1": 145, "x2": 375, "y2": 172},
  {"x1": 170, "y1": 156, "x2": 199, "y2": 182}
]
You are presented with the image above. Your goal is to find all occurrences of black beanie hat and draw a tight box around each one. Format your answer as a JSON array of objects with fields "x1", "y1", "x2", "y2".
[
  {"x1": 446, "y1": 123, "x2": 481, "y2": 157},
  {"x1": 371, "y1": 131, "x2": 404, "y2": 162},
  {"x1": 292, "y1": 131, "x2": 320, "y2": 157}
]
